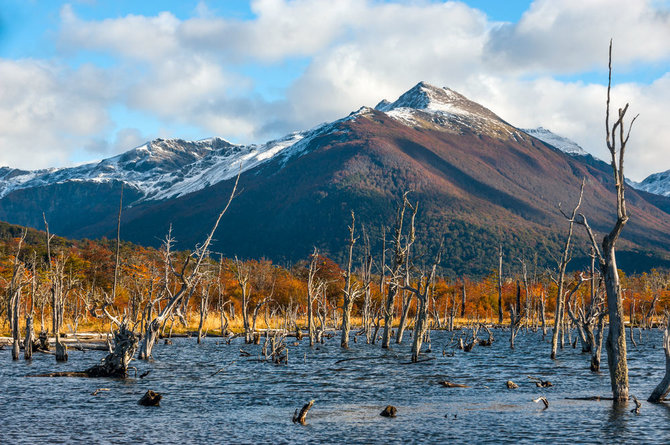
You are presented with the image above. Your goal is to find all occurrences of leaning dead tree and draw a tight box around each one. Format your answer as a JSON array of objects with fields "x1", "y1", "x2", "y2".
[
  {"x1": 551, "y1": 180, "x2": 584, "y2": 359},
  {"x1": 577, "y1": 41, "x2": 637, "y2": 403},
  {"x1": 138, "y1": 174, "x2": 239, "y2": 359},
  {"x1": 382, "y1": 193, "x2": 417, "y2": 349}
]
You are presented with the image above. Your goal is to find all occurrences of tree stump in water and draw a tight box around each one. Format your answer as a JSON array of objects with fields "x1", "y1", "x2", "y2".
[
  {"x1": 85, "y1": 325, "x2": 138, "y2": 378},
  {"x1": 24, "y1": 316, "x2": 34, "y2": 360},
  {"x1": 38, "y1": 331, "x2": 49, "y2": 351},
  {"x1": 380, "y1": 405, "x2": 397, "y2": 417},
  {"x1": 138, "y1": 390, "x2": 162, "y2": 406},
  {"x1": 55, "y1": 334, "x2": 68, "y2": 362},
  {"x1": 12, "y1": 338, "x2": 20, "y2": 361},
  {"x1": 292, "y1": 400, "x2": 314, "y2": 425}
]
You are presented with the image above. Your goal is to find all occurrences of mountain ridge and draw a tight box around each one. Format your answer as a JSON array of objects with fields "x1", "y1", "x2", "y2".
[{"x1": 1, "y1": 81, "x2": 669, "y2": 275}]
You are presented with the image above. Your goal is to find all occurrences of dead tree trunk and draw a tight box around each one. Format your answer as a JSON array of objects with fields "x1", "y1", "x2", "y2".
[
  {"x1": 648, "y1": 317, "x2": 670, "y2": 403},
  {"x1": 407, "y1": 252, "x2": 441, "y2": 363},
  {"x1": 382, "y1": 194, "x2": 416, "y2": 349},
  {"x1": 43, "y1": 215, "x2": 68, "y2": 362},
  {"x1": 233, "y1": 258, "x2": 254, "y2": 343},
  {"x1": 341, "y1": 211, "x2": 362, "y2": 349},
  {"x1": 577, "y1": 41, "x2": 636, "y2": 403},
  {"x1": 11, "y1": 288, "x2": 21, "y2": 360},
  {"x1": 396, "y1": 290, "x2": 413, "y2": 344},
  {"x1": 8, "y1": 232, "x2": 27, "y2": 360},
  {"x1": 24, "y1": 315, "x2": 34, "y2": 360},
  {"x1": 540, "y1": 291, "x2": 547, "y2": 338},
  {"x1": 215, "y1": 258, "x2": 230, "y2": 337},
  {"x1": 316, "y1": 285, "x2": 328, "y2": 343},
  {"x1": 497, "y1": 244, "x2": 504, "y2": 324},
  {"x1": 197, "y1": 281, "x2": 211, "y2": 344},
  {"x1": 509, "y1": 282, "x2": 524, "y2": 349},
  {"x1": 591, "y1": 312, "x2": 607, "y2": 372},
  {"x1": 551, "y1": 180, "x2": 584, "y2": 359},
  {"x1": 361, "y1": 230, "x2": 373, "y2": 344},
  {"x1": 461, "y1": 280, "x2": 467, "y2": 318},
  {"x1": 306, "y1": 247, "x2": 320, "y2": 347}
]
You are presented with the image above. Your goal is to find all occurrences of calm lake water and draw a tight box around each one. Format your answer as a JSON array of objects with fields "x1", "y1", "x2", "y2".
[{"x1": 2, "y1": 328, "x2": 670, "y2": 444}]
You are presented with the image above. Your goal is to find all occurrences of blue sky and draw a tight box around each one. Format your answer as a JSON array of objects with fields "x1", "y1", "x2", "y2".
[{"x1": 0, "y1": 0, "x2": 669, "y2": 180}]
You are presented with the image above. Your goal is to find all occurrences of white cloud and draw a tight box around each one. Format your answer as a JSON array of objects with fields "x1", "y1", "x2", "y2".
[
  {"x1": 0, "y1": 59, "x2": 112, "y2": 169},
  {"x1": 485, "y1": 0, "x2": 670, "y2": 73}
]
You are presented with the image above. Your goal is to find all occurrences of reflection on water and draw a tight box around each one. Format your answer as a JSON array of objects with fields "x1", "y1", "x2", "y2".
[{"x1": 2, "y1": 328, "x2": 670, "y2": 444}]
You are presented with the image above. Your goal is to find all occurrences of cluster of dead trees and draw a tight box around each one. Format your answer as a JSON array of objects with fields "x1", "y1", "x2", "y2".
[{"x1": 4, "y1": 41, "x2": 670, "y2": 408}]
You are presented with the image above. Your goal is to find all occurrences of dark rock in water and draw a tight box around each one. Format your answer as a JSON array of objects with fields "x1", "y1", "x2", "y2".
[
  {"x1": 138, "y1": 390, "x2": 162, "y2": 406},
  {"x1": 380, "y1": 405, "x2": 397, "y2": 418}
]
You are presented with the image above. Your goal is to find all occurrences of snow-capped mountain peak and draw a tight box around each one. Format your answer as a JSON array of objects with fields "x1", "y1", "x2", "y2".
[
  {"x1": 375, "y1": 81, "x2": 500, "y2": 120},
  {"x1": 373, "y1": 81, "x2": 522, "y2": 141}
]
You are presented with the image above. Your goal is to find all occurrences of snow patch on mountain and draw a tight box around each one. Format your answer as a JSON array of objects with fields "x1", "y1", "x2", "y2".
[
  {"x1": 521, "y1": 127, "x2": 588, "y2": 156},
  {"x1": 633, "y1": 170, "x2": 670, "y2": 197}
]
